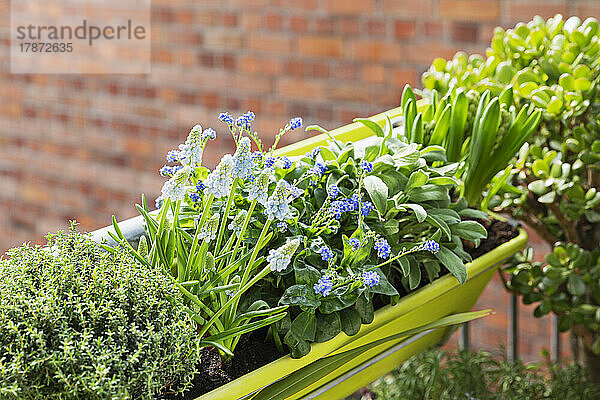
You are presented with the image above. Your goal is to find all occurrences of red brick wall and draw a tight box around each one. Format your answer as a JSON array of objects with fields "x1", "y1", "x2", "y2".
[{"x1": 1, "y1": 0, "x2": 598, "y2": 362}]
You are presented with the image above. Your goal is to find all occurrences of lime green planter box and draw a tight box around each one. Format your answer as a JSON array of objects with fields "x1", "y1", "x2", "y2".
[{"x1": 192, "y1": 108, "x2": 529, "y2": 400}]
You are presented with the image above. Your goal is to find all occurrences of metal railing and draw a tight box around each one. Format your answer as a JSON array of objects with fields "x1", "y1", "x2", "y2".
[{"x1": 459, "y1": 292, "x2": 561, "y2": 362}]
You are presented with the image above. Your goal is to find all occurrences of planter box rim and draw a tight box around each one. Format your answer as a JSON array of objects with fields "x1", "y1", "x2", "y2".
[{"x1": 196, "y1": 228, "x2": 527, "y2": 400}]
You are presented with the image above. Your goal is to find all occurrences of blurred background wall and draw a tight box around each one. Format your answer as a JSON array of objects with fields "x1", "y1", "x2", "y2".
[{"x1": 1, "y1": 0, "x2": 598, "y2": 362}]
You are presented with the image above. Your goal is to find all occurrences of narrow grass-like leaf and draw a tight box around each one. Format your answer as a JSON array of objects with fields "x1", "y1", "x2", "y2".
[{"x1": 254, "y1": 310, "x2": 491, "y2": 400}]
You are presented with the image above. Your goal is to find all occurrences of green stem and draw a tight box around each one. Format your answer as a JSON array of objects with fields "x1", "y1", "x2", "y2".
[
  {"x1": 198, "y1": 194, "x2": 214, "y2": 228},
  {"x1": 224, "y1": 219, "x2": 272, "y2": 328},
  {"x1": 243, "y1": 219, "x2": 272, "y2": 286},
  {"x1": 197, "y1": 264, "x2": 271, "y2": 340},
  {"x1": 228, "y1": 199, "x2": 257, "y2": 265},
  {"x1": 370, "y1": 247, "x2": 419, "y2": 270},
  {"x1": 271, "y1": 325, "x2": 284, "y2": 354},
  {"x1": 215, "y1": 179, "x2": 238, "y2": 254},
  {"x1": 313, "y1": 219, "x2": 335, "y2": 237}
]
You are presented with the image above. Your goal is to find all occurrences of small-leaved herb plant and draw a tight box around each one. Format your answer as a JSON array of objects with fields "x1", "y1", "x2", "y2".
[{"x1": 0, "y1": 226, "x2": 201, "y2": 400}]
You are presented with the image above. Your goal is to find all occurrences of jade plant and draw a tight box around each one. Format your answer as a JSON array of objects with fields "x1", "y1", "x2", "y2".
[
  {"x1": 421, "y1": 14, "x2": 600, "y2": 377},
  {"x1": 0, "y1": 227, "x2": 202, "y2": 400}
]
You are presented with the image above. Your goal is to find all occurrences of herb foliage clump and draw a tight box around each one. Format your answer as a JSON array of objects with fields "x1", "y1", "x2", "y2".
[{"x1": 0, "y1": 227, "x2": 201, "y2": 400}]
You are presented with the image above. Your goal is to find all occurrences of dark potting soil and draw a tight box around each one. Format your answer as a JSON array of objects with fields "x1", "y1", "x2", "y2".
[
  {"x1": 158, "y1": 219, "x2": 519, "y2": 399},
  {"x1": 159, "y1": 333, "x2": 282, "y2": 399},
  {"x1": 392, "y1": 217, "x2": 519, "y2": 296},
  {"x1": 463, "y1": 218, "x2": 519, "y2": 260}
]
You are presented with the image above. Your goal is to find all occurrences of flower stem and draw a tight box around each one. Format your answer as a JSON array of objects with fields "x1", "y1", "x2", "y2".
[
  {"x1": 227, "y1": 199, "x2": 257, "y2": 266},
  {"x1": 215, "y1": 179, "x2": 238, "y2": 254}
]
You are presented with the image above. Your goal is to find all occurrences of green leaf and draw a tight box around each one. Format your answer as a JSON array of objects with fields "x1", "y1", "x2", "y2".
[
  {"x1": 339, "y1": 308, "x2": 362, "y2": 336},
  {"x1": 434, "y1": 246, "x2": 467, "y2": 284},
  {"x1": 284, "y1": 312, "x2": 317, "y2": 358},
  {"x1": 408, "y1": 258, "x2": 421, "y2": 290},
  {"x1": 354, "y1": 118, "x2": 384, "y2": 137},
  {"x1": 426, "y1": 214, "x2": 451, "y2": 240},
  {"x1": 450, "y1": 221, "x2": 488, "y2": 241},
  {"x1": 254, "y1": 310, "x2": 491, "y2": 400},
  {"x1": 538, "y1": 191, "x2": 556, "y2": 203},
  {"x1": 558, "y1": 73, "x2": 575, "y2": 91},
  {"x1": 407, "y1": 185, "x2": 448, "y2": 202},
  {"x1": 594, "y1": 337, "x2": 600, "y2": 355},
  {"x1": 447, "y1": 91, "x2": 468, "y2": 161},
  {"x1": 364, "y1": 144, "x2": 380, "y2": 161},
  {"x1": 410, "y1": 113, "x2": 424, "y2": 143},
  {"x1": 428, "y1": 176, "x2": 459, "y2": 186},
  {"x1": 406, "y1": 170, "x2": 429, "y2": 192},
  {"x1": 280, "y1": 285, "x2": 321, "y2": 309},
  {"x1": 567, "y1": 274, "x2": 586, "y2": 296},
  {"x1": 363, "y1": 175, "x2": 389, "y2": 215},
  {"x1": 430, "y1": 104, "x2": 452, "y2": 145},
  {"x1": 401, "y1": 84, "x2": 417, "y2": 111},
  {"x1": 370, "y1": 268, "x2": 399, "y2": 296},
  {"x1": 396, "y1": 203, "x2": 427, "y2": 223},
  {"x1": 294, "y1": 259, "x2": 321, "y2": 286},
  {"x1": 355, "y1": 294, "x2": 374, "y2": 324},
  {"x1": 315, "y1": 312, "x2": 342, "y2": 343},
  {"x1": 319, "y1": 147, "x2": 337, "y2": 161}
]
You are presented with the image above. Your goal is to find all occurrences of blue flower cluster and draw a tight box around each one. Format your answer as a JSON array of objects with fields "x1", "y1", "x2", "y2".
[
  {"x1": 281, "y1": 156, "x2": 292, "y2": 169},
  {"x1": 251, "y1": 151, "x2": 263, "y2": 163},
  {"x1": 248, "y1": 169, "x2": 270, "y2": 205},
  {"x1": 374, "y1": 238, "x2": 391, "y2": 259},
  {"x1": 166, "y1": 150, "x2": 180, "y2": 163},
  {"x1": 327, "y1": 185, "x2": 339, "y2": 199},
  {"x1": 198, "y1": 213, "x2": 220, "y2": 243},
  {"x1": 328, "y1": 193, "x2": 373, "y2": 220},
  {"x1": 228, "y1": 210, "x2": 247, "y2": 235},
  {"x1": 329, "y1": 200, "x2": 348, "y2": 220},
  {"x1": 318, "y1": 246, "x2": 334, "y2": 262},
  {"x1": 361, "y1": 160, "x2": 374, "y2": 173},
  {"x1": 289, "y1": 117, "x2": 303, "y2": 130},
  {"x1": 189, "y1": 192, "x2": 200, "y2": 202},
  {"x1": 348, "y1": 238, "x2": 361, "y2": 251},
  {"x1": 313, "y1": 276, "x2": 333, "y2": 296},
  {"x1": 265, "y1": 156, "x2": 276, "y2": 168},
  {"x1": 305, "y1": 147, "x2": 321, "y2": 159},
  {"x1": 235, "y1": 111, "x2": 255, "y2": 130},
  {"x1": 309, "y1": 162, "x2": 327, "y2": 177},
  {"x1": 159, "y1": 165, "x2": 182, "y2": 177},
  {"x1": 233, "y1": 137, "x2": 253, "y2": 180},
  {"x1": 160, "y1": 165, "x2": 192, "y2": 202},
  {"x1": 362, "y1": 271, "x2": 380, "y2": 287},
  {"x1": 202, "y1": 128, "x2": 216, "y2": 141},
  {"x1": 218, "y1": 112, "x2": 234, "y2": 126},
  {"x1": 424, "y1": 240, "x2": 440, "y2": 254},
  {"x1": 178, "y1": 124, "x2": 208, "y2": 167}
]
